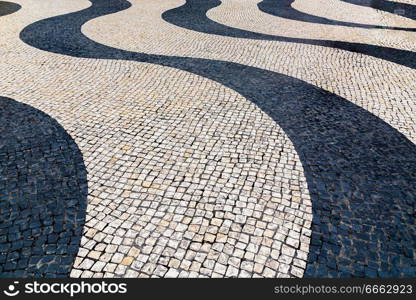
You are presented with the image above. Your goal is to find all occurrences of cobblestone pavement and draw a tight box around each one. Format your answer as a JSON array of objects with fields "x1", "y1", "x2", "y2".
[
  {"x1": 258, "y1": 0, "x2": 416, "y2": 30},
  {"x1": 0, "y1": 96, "x2": 87, "y2": 277},
  {"x1": 341, "y1": 0, "x2": 416, "y2": 21},
  {"x1": 0, "y1": 0, "x2": 415, "y2": 278}
]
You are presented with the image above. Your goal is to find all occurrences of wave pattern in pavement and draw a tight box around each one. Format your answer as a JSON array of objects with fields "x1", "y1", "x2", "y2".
[
  {"x1": 341, "y1": 0, "x2": 416, "y2": 21},
  {"x1": 162, "y1": 0, "x2": 416, "y2": 70},
  {"x1": 0, "y1": 1, "x2": 20, "y2": 17},
  {"x1": 14, "y1": 0, "x2": 416, "y2": 278}
]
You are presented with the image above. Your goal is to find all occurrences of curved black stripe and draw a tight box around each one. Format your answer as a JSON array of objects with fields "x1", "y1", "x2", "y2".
[
  {"x1": 162, "y1": 0, "x2": 416, "y2": 70},
  {"x1": 0, "y1": 97, "x2": 87, "y2": 278},
  {"x1": 0, "y1": 1, "x2": 21, "y2": 17},
  {"x1": 341, "y1": 0, "x2": 416, "y2": 21},
  {"x1": 20, "y1": 0, "x2": 416, "y2": 277},
  {"x1": 258, "y1": 0, "x2": 415, "y2": 31}
]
